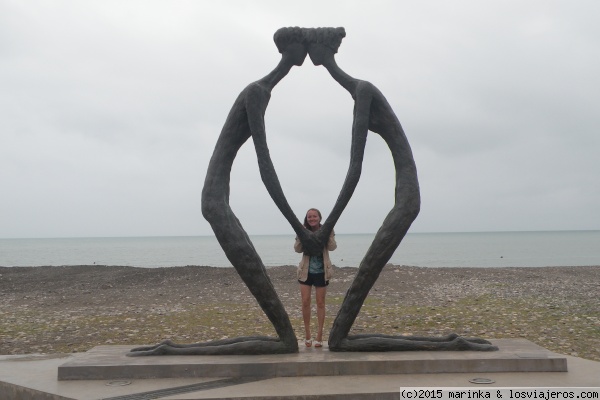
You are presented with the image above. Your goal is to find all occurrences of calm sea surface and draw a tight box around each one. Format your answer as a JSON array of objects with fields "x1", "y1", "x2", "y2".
[{"x1": 1, "y1": 231, "x2": 599, "y2": 268}]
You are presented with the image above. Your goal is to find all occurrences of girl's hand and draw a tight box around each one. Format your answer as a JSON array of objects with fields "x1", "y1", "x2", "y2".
[{"x1": 297, "y1": 229, "x2": 326, "y2": 256}]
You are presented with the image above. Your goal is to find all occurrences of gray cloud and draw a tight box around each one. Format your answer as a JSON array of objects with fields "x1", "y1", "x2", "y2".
[{"x1": 1, "y1": 0, "x2": 599, "y2": 238}]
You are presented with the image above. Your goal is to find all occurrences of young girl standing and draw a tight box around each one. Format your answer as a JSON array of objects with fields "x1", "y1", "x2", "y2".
[{"x1": 294, "y1": 208, "x2": 337, "y2": 347}]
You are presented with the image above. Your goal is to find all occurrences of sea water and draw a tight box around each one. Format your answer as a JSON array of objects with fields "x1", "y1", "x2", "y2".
[{"x1": 1, "y1": 231, "x2": 599, "y2": 268}]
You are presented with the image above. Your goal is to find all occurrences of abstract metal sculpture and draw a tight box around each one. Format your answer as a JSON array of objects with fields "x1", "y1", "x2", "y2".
[{"x1": 128, "y1": 27, "x2": 497, "y2": 356}]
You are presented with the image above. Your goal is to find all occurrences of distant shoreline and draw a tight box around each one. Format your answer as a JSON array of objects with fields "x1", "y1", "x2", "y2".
[
  {"x1": 2, "y1": 231, "x2": 600, "y2": 268},
  {"x1": 3, "y1": 263, "x2": 600, "y2": 269},
  {"x1": 2, "y1": 228, "x2": 599, "y2": 240}
]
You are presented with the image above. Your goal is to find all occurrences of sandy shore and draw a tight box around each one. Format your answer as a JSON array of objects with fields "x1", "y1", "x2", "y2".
[{"x1": 0, "y1": 264, "x2": 598, "y2": 361}]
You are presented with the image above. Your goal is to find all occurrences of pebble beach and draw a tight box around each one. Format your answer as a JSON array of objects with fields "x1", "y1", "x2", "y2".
[{"x1": 1, "y1": 264, "x2": 598, "y2": 361}]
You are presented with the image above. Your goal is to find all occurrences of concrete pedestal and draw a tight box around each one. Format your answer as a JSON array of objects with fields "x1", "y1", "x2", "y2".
[
  {"x1": 2, "y1": 339, "x2": 594, "y2": 400},
  {"x1": 57, "y1": 339, "x2": 566, "y2": 381}
]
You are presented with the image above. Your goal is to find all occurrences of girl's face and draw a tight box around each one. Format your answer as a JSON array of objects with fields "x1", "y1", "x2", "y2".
[{"x1": 306, "y1": 209, "x2": 321, "y2": 230}]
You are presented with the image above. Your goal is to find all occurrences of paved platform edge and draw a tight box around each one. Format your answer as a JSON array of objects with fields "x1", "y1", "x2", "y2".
[
  {"x1": 2, "y1": 355, "x2": 600, "y2": 400},
  {"x1": 56, "y1": 339, "x2": 567, "y2": 381}
]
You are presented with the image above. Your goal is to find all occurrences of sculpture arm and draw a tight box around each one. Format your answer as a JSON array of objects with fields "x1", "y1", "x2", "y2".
[
  {"x1": 294, "y1": 237, "x2": 303, "y2": 253},
  {"x1": 327, "y1": 230, "x2": 337, "y2": 251},
  {"x1": 245, "y1": 90, "x2": 305, "y2": 236},
  {"x1": 322, "y1": 82, "x2": 371, "y2": 233}
]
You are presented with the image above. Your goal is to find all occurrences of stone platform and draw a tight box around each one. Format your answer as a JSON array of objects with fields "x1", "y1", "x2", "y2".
[
  {"x1": 3, "y1": 339, "x2": 597, "y2": 400},
  {"x1": 57, "y1": 339, "x2": 566, "y2": 381}
]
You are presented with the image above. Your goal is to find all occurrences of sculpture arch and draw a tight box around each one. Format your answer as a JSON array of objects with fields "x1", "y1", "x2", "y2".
[{"x1": 128, "y1": 27, "x2": 497, "y2": 356}]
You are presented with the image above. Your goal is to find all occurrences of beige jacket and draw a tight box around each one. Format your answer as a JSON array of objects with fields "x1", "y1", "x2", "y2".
[{"x1": 294, "y1": 231, "x2": 337, "y2": 282}]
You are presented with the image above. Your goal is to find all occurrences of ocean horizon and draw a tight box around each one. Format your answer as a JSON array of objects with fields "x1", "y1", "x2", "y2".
[{"x1": 1, "y1": 230, "x2": 599, "y2": 269}]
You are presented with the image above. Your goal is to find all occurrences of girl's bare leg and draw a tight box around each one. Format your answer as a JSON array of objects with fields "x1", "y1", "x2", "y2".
[
  {"x1": 315, "y1": 286, "x2": 327, "y2": 342},
  {"x1": 300, "y1": 283, "x2": 312, "y2": 342}
]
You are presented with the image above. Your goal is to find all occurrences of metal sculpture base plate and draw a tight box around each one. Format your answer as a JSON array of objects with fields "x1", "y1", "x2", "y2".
[{"x1": 57, "y1": 339, "x2": 566, "y2": 381}]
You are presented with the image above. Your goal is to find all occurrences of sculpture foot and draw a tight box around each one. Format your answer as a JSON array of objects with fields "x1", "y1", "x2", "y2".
[
  {"x1": 127, "y1": 344, "x2": 173, "y2": 356},
  {"x1": 129, "y1": 339, "x2": 177, "y2": 353},
  {"x1": 462, "y1": 336, "x2": 494, "y2": 345},
  {"x1": 431, "y1": 333, "x2": 494, "y2": 346},
  {"x1": 450, "y1": 336, "x2": 499, "y2": 351}
]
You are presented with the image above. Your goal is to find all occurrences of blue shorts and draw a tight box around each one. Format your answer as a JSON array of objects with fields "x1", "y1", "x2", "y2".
[{"x1": 299, "y1": 272, "x2": 329, "y2": 287}]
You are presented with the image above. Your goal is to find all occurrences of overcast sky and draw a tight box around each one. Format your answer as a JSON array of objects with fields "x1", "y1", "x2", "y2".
[{"x1": 1, "y1": 0, "x2": 599, "y2": 238}]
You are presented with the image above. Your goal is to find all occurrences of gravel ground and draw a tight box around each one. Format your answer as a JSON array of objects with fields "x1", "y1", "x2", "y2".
[{"x1": 0, "y1": 264, "x2": 598, "y2": 361}]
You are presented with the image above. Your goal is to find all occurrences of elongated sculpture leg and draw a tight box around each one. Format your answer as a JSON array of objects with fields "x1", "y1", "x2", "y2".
[
  {"x1": 128, "y1": 177, "x2": 298, "y2": 355},
  {"x1": 128, "y1": 336, "x2": 284, "y2": 356},
  {"x1": 327, "y1": 172, "x2": 497, "y2": 351}
]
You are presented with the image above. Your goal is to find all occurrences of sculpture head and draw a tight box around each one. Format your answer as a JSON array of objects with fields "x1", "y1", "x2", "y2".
[
  {"x1": 303, "y1": 208, "x2": 322, "y2": 231},
  {"x1": 273, "y1": 27, "x2": 307, "y2": 66},
  {"x1": 303, "y1": 27, "x2": 346, "y2": 66}
]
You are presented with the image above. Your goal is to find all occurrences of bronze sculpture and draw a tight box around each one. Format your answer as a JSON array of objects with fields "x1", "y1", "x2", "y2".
[{"x1": 128, "y1": 27, "x2": 497, "y2": 356}]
